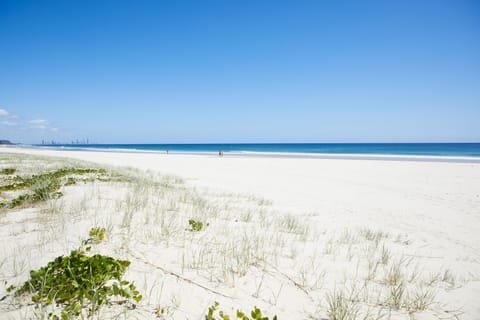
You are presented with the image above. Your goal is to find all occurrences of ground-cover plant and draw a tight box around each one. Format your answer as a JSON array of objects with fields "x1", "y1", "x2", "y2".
[
  {"x1": 0, "y1": 168, "x2": 107, "y2": 192},
  {"x1": 65, "y1": 177, "x2": 77, "y2": 186},
  {"x1": 82, "y1": 227, "x2": 106, "y2": 252},
  {"x1": 0, "y1": 168, "x2": 16, "y2": 175},
  {"x1": 188, "y1": 219, "x2": 208, "y2": 232},
  {"x1": 87, "y1": 227, "x2": 106, "y2": 243},
  {"x1": 207, "y1": 302, "x2": 278, "y2": 320},
  {"x1": 10, "y1": 228, "x2": 141, "y2": 319},
  {"x1": 0, "y1": 167, "x2": 109, "y2": 209}
]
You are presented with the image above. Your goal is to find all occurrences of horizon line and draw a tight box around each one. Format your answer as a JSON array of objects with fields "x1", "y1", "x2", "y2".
[{"x1": 27, "y1": 141, "x2": 480, "y2": 145}]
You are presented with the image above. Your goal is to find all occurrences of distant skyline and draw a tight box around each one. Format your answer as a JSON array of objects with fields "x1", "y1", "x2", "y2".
[{"x1": 1, "y1": 1, "x2": 479, "y2": 144}]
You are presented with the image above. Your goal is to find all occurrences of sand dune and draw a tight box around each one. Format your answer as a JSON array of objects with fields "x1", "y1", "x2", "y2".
[{"x1": 1, "y1": 147, "x2": 479, "y2": 319}]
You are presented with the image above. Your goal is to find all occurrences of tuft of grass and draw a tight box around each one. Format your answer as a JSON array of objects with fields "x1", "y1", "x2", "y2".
[
  {"x1": 387, "y1": 282, "x2": 405, "y2": 309},
  {"x1": 277, "y1": 214, "x2": 308, "y2": 235},
  {"x1": 407, "y1": 287, "x2": 435, "y2": 312},
  {"x1": 326, "y1": 290, "x2": 359, "y2": 320},
  {"x1": 360, "y1": 229, "x2": 388, "y2": 247},
  {"x1": 366, "y1": 257, "x2": 380, "y2": 281},
  {"x1": 384, "y1": 262, "x2": 403, "y2": 286},
  {"x1": 380, "y1": 245, "x2": 390, "y2": 265}
]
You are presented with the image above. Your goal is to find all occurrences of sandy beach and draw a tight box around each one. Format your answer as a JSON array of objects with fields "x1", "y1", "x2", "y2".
[{"x1": 1, "y1": 146, "x2": 479, "y2": 319}]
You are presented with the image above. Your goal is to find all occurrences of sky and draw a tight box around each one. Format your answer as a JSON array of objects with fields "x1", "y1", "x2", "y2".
[{"x1": 0, "y1": 0, "x2": 479, "y2": 144}]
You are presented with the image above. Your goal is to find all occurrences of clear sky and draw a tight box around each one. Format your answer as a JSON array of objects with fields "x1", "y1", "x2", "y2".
[{"x1": 1, "y1": 0, "x2": 479, "y2": 144}]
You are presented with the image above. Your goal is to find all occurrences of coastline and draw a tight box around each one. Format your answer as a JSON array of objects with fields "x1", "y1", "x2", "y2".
[{"x1": 13, "y1": 144, "x2": 480, "y2": 163}]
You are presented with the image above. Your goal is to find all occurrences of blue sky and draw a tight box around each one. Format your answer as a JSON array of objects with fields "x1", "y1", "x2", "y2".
[{"x1": 1, "y1": 0, "x2": 479, "y2": 144}]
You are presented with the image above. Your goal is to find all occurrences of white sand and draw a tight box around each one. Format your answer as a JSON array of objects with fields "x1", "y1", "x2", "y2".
[{"x1": 2, "y1": 147, "x2": 480, "y2": 319}]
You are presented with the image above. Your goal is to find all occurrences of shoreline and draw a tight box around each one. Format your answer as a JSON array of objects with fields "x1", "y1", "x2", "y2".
[{"x1": 10, "y1": 144, "x2": 480, "y2": 163}]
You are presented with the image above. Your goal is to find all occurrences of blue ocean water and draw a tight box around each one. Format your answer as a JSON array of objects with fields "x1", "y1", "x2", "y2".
[{"x1": 33, "y1": 143, "x2": 480, "y2": 158}]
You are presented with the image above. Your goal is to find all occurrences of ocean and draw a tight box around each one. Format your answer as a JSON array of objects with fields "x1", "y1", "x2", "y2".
[{"x1": 31, "y1": 143, "x2": 480, "y2": 161}]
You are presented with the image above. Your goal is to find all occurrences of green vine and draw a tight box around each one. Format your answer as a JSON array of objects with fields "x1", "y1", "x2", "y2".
[{"x1": 12, "y1": 228, "x2": 141, "y2": 319}]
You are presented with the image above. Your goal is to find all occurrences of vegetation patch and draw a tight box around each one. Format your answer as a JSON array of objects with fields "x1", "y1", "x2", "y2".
[
  {"x1": 0, "y1": 167, "x2": 110, "y2": 209},
  {"x1": 188, "y1": 218, "x2": 209, "y2": 232},
  {"x1": 207, "y1": 302, "x2": 278, "y2": 320},
  {"x1": 82, "y1": 227, "x2": 106, "y2": 252},
  {"x1": 10, "y1": 228, "x2": 141, "y2": 319},
  {"x1": 0, "y1": 168, "x2": 16, "y2": 175}
]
